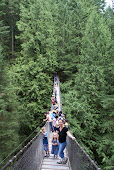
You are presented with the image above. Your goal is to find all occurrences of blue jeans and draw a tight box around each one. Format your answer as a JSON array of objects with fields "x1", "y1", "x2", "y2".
[
  {"x1": 49, "y1": 122, "x2": 53, "y2": 132},
  {"x1": 58, "y1": 141, "x2": 67, "y2": 159}
]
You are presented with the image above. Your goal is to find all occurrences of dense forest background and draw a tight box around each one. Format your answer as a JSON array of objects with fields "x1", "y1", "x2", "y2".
[{"x1": 0, "y1": 0, "x2": 113, "y2": 169}]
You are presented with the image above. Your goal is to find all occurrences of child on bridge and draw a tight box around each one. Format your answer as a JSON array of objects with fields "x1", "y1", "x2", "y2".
[
  {"x1": 51, "y1": 132, "x2": 59, "y2": 158},
  {"x1": 40, "y1": 127, "x2": 50, "y2": 157}
]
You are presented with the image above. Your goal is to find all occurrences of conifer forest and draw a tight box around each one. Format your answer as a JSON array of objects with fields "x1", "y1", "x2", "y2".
[{"x1": 0, "y1": 0, "x2": 113, "y2": 169}]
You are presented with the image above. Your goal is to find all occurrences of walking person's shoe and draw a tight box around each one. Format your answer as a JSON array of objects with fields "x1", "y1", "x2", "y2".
[
  {"x1": 62, "y1": 157, "x2": 68, "y2": 164},
  {"x1": 47, "y1": 153, "x2": 50, "y2": 157},
  {"x1": 44, "y1": 154, "x2": 47, "y2": 157},
  {"x1": 57, "y1": 159, "x2": 63, "y2": 164},
  {"x1": 55, "y1": 155, "x2": 58, "y2": 158}
]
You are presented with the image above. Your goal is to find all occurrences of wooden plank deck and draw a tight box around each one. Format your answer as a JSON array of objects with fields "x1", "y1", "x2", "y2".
[{"x1": 40, "y1": 133, "x2": 70, "y2": 170}]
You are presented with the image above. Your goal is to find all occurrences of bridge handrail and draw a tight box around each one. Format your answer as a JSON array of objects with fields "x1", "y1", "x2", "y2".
[
  {"x1": 1, "y1": 75, "x2": 56, "y2": 170},
  {"x1": 67, "y1": 135, "x2": 101, "y2": 170},
  {"x1": 0, "y1": 121, "x2": 45, "y2": 170}
]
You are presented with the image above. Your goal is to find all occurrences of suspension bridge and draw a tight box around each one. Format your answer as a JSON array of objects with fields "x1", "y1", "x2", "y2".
[{"x1": 0, "y1": 76, "x2": 100, "y2": 170}]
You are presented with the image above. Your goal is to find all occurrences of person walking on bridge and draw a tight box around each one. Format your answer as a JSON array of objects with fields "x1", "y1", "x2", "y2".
[
  {"x1": 47, "y1": 111, "x2": 54, "y2": 132},
  {"x1": 40, "y1": 127, "x2": 50, "y2": 157},
  {"x1": 57, "y1": 118, "x2": 75, "y2": 164}
]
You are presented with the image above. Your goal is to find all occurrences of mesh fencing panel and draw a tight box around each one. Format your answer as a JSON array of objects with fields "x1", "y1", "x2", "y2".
[
  {"x1": 8, "y1": 123, "x2": 50, "y2": 170},
  {"x1": 1, "y1": 77, "x2": 53, "y2": 170},
  {"x1": 67, "y1": 137, "x2": 100, "y2": 170},
  {"x1": 13, "y1": 133, "x2": 43, "y2": 170}
]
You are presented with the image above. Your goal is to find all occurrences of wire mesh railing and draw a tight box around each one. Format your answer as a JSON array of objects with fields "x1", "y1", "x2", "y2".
[
  {"x1": 12, "y1": 122, "x2": 50, "y2": 170},
  {"x1": 68, "y1": 124, "x2": 101, "y2": 169},
  {"x1": 67, "y1": 137, "x2": 101, "y2": 170},
  {"x1": 0, "y1": 75, "x2": 55, "y2": 170},
  {"x1": 0, "y1": 122, "x2": 50, "y2": 170},
  {"x1": 12, "y1": 132, "x2": 44, "y2": 170}
]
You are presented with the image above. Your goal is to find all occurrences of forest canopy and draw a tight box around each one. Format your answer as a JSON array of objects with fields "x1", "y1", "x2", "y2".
[{"x1": 0, "y1": 0, "x2": 113, "y2": 169}]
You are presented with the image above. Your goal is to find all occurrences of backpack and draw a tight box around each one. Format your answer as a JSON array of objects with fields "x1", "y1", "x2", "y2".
[{"x1": 52, "y1": 98, "x2": 55, "y2": 104}]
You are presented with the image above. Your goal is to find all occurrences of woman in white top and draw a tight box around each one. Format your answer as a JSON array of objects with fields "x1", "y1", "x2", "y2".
[{"x1": 47, "y1": 112, "x2": 54, "y2": 132}]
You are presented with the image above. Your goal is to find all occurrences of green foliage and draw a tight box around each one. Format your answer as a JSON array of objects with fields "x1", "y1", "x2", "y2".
[
  {"x1": 16, "y1": 0, "x2": 57, "y2": 68},
  {"x1": 7, "y1": 0, "x2": 57, "y2": 136},
  {"x1": 0, "y1": 0, "x2": 20, "y2": 59},
  {"x1": 0, "y1": 0, "x2": 113, "y2": 169},
  {"x1": 9, "y1": 59, "x2": 53, "y2": 134},
  {"x1": 0, "y1": 45, "x2": 20, "y2": 163},
  {"x1": 0, "y1": 1, "x2": 10, "y2": 58},
  {"x1": 60, "y1": 3, "x2": 113, "y2": 169}
]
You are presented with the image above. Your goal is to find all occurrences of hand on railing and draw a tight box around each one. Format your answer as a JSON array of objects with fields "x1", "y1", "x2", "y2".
[
  {"x1": 72, "y1": 137, "x2": 76, "y2": 140},
  {"x1": 67, "y1": 131, "x2": 76, "y2": 140}
]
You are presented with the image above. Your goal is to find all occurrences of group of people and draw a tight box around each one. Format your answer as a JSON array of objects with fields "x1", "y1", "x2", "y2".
[{"x1": 40, "y1": 76, "x2": 75, "y2": 164}]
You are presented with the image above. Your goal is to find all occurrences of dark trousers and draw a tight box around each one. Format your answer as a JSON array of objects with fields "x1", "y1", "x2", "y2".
[{"x1": 49, "y1": 122, "x2": 53, "y2": 132}]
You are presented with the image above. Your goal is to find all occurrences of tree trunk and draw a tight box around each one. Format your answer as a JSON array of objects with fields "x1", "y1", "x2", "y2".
[{"x1": 11, "y1": 15, "x2": 14, "y2": 59}]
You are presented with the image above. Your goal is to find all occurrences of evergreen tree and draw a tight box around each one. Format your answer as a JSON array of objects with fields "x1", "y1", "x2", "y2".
[
  {"x1": 0, "y1": 0, "x2": 9, "y2": 57},
  {"x1": 55, "y1": 0, "x2": 95, "y2": 81},
  {"x1": 0, "y1": 0, "x2": 20, "y2": 59},
  {"x1": 94, "y1": 0, "x2": 105, "y2": 11},
  {"x1": 0, "y1": 44, "x2": 20, "y2": 163},
  {"x1": 17, "y1": 0, "x2": 57, "y2": 67},
  {"x1": 61, "y1": 8, "x2": 113, "y2": 169},
  {"x1": 9, "y1": 0, "x2": 58, "y2": 134},
  {"x1": 0, "y1": 0, "x2": 113, "y2": 169}
]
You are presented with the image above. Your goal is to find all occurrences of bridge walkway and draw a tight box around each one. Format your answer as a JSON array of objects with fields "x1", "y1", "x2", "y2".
[{"x1": 40, "y1": 132, "x2": 70, "y2": 170}]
